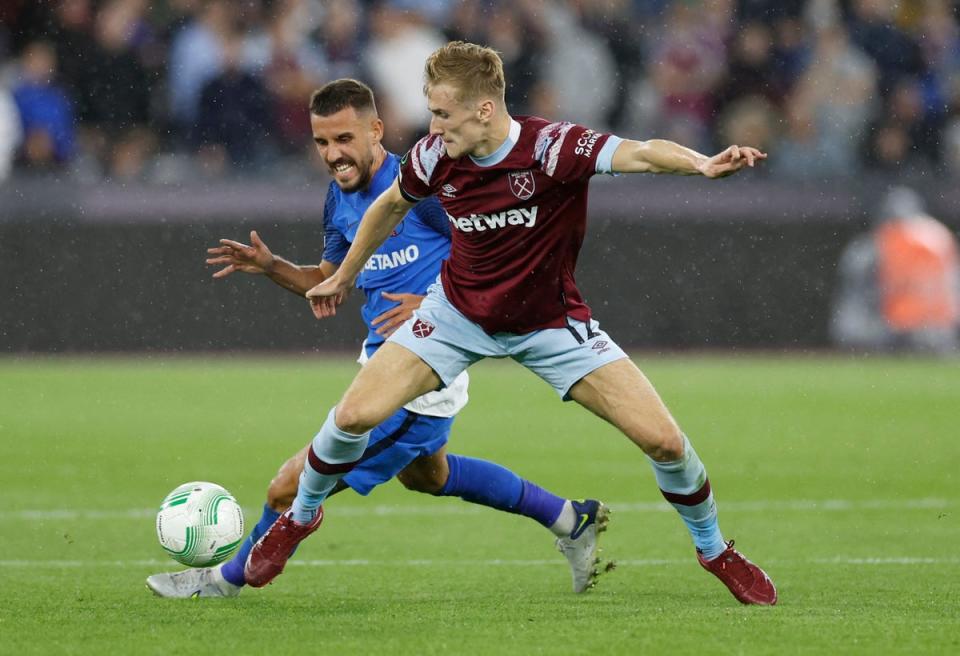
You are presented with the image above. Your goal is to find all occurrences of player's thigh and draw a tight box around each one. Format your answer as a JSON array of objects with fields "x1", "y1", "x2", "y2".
[
  {"x1": 337, "y1": 342, "x2": 442, "y2": 433},
  {"x1": 510, "y1": 317, "x2": 627, "y2": 401},
  {"x1": 567, "y1": 358, "x2": 683, "y2": 461},
  {"x1": 396, "y1": 445, "x2": 449, "y2": 494},
  {"x1": 267, "y1": 443, "x2": 310, "y2": 511}
]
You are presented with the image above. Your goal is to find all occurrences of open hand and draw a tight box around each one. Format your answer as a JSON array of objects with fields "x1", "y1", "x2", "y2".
[
  {"x1": 698, "y1": 145, "x2": 767, "y2": 179},
  {"x1": 206, "y1": 230, "x2": 275, "y2": 278},
  {"x1": 371, "y1": 292, "x2": 424, "y2": 337}
]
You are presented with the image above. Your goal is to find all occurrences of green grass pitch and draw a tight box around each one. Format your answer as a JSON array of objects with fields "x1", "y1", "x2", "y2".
[{"x1": 1, "y1": 355, "x2": 958, "y2": 654}]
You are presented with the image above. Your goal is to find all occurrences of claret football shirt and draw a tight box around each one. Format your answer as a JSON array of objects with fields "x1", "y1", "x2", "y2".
[{"x1": 398, "y1": 116, "x2": 621, "y2": 334}]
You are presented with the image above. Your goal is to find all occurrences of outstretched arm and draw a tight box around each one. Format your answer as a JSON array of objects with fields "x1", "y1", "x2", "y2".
[
  {"x1": 305, "y1": 179, "x2": 414, "y2": 319},
  {"x1": 611, "y1": 139, "x2": 766, "y2": 178},
  {"x1": 206, "y1": 230, "x2": 338, "y2": 296}
]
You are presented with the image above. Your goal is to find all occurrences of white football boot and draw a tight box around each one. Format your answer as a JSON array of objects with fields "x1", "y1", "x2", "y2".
[
  {"x1": 146, "y1": 565, "x2": 241, "y2": 598},
  {"x1": 555, "y1": 499, "x2": 613, "y2": 593}
]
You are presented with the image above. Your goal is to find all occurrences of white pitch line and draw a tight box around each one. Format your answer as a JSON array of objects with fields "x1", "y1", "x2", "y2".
[
  {"x1": 0, "y1": 557, "x2": 958, "y2": 569},
  {"x1": 810, "y1": 557, "x2": 960, "y2": 565},
  {"x1": 0, "y1": 497, "x2": 953, "y2": 521}
]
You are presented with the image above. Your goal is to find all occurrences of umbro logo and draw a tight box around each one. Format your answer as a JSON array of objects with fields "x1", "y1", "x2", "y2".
[
  {"x1": 591, "y1": 340, "x2": 610, "y2": 355},
  {"x1": 412, "y1": 319, "x2": 435, "y2": 339},
  {"x1": 441, "y1": 183, "x2": 458, "y2": 198}
]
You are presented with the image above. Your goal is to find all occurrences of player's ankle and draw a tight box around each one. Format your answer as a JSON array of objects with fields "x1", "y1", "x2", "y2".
[
  {"x1": 214, "y1": 564, "x2": 243, "y2": 592},
  {"x1": 548, "y1": 500, "x2": 576, "y2": 537},
  {"x1": 289, "y1": 502, "x2": 319, "y2": 525}
]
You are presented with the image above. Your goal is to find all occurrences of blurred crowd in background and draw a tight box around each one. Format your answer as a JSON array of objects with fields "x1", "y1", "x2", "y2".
[{"x1": 2, "y1": 0, "x2": 960, "y2": 184}]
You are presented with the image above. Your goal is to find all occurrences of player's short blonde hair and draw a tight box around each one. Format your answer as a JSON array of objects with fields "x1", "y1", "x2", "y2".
[{"x1": 423, "y1": 41, "x2": 505, "y2": 105}]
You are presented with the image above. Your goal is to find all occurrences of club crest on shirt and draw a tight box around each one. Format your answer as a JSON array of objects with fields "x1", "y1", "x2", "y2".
[
  {"x1": 508, "y1": 170, "x2": 536, "y2": 201},
  {"x1": 412, "y1": 318, "x2": 435, "y2": 338}
]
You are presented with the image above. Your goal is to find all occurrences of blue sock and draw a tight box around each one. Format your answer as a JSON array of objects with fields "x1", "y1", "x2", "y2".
[
  {"x1": 516, "y1": 479, "x2": 567, "y2": 529},
  {"x1": 648, "y1": 434, "x2": 727, "y2": 560},
  {"x1": 220, "y1": 504, "x2": 280, "y2": 587},
  {"x1": 439, "y1": 454, "x2": 565, "y2": 528}
]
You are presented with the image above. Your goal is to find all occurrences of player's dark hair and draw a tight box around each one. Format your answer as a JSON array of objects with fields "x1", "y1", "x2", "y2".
[
  {"x1": 424, "y1": 41, "x2": 506, "y2": 104},
  {"x1": 309, "y1": 79, "x2": 378, "y2": 117}
]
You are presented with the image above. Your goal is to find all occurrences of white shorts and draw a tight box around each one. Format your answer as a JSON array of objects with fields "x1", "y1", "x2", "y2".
[{"x1": 388, "y1": 280, "x2": 628, "y2": 400}]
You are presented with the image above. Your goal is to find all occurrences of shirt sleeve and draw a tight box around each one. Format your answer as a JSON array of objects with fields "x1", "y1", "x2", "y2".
[
  {"x1": 321, "y1": 183, "x2": 349, "y2": 264},
  {"x1": 534, "y1": 121, "x2": 615, "y2": 183},
  {"x1": 397, "y1": 134, "x2": 445, "y2": 202},
  {"x1": 413, "y1": 196, "x2": 451, "y2": 238},
  {"x1": 595, "y1": 135, "x2": 623, "y2": 175}
]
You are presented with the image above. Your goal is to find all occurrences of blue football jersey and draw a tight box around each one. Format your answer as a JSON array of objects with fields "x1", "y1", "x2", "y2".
[{"x1": 322, "y1": 152, "x2": 451, "y2": 355}]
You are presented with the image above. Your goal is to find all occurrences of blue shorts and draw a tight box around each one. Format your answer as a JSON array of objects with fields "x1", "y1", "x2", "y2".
[
  {"x1": 388, "y1": 280, "x2": 628, "y2": 400},
  {"x1": 341, "y1": 407, "x2": 453, "y2": 496}
]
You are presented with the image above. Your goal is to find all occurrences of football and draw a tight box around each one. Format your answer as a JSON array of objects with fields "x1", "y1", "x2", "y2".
[{"x1": 156, "y1": 481, "x2": 245, "y2": 567}]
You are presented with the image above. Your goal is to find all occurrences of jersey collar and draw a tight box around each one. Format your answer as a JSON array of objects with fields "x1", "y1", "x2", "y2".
[
  {"x1": 469, "y1": 118, "x2": 521, "y2": 168},
  {"x1": 364, "y1": 151, "x2": 397, "y2": 196}
]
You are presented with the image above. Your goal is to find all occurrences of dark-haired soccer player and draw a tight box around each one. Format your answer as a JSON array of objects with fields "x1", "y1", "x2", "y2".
[
  {"x1": 145, "y1": 79, "x2": 610, "y2": 598},
  {"x1": 247, "y1": 44, "x2": 777, "y2": 605}
]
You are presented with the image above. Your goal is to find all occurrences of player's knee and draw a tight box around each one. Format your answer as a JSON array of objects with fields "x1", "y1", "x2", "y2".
[
  {"x1": 266, "y1": 475, "x2": 297, "y2": 512},
  {"x1": 334, "y1": 401, "x2": 375, "y2": 435},
  {"x1": 266, "y1": 461, "x2": 301, "y2": 512},
  {"x1": 397, "y1": 468, "x2": 447, "y2": 495},
  {"x1": 396, "y1": 470, "x2": 422, "y2": 492},
  {"x1": 645, "y1": 427, "x2": 685, "y2": 462}
]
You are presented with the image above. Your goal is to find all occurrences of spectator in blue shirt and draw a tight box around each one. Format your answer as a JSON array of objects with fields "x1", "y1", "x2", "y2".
[{"x1": 12, "y1": 41, "x2": 75, "y2": 167}]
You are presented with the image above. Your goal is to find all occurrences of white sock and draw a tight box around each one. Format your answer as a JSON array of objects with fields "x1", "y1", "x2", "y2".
[{"x1": 549, "y1": 500, "x2": 576, "y2": 537}]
